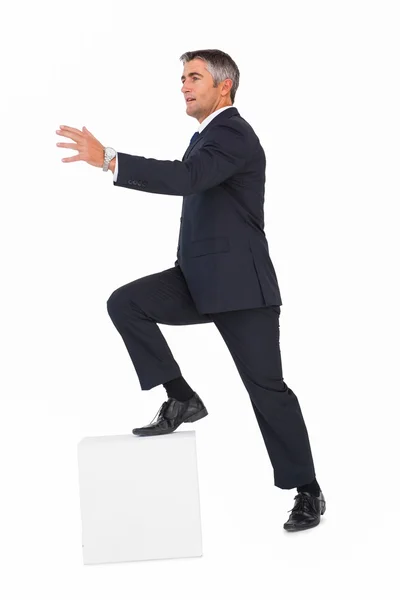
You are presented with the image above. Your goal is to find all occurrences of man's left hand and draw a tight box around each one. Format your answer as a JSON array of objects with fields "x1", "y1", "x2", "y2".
[{"x1": 56, "y1": 125, "x2": 105, "y2": 168}]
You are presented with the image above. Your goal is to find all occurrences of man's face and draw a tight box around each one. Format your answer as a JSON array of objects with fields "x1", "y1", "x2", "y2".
[{"x1": 181, "y1": 58, "x2": 231, "y2": 123}]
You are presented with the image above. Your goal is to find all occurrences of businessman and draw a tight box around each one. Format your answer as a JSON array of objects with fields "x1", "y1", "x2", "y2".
[{"x1": 56, "y1": 48, "x2": 326, "y2": 532}]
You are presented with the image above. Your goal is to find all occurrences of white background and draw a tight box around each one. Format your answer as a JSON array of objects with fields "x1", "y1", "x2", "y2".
[{"x1": 2, "y1": 0, "x2": 399, "y2": 597}]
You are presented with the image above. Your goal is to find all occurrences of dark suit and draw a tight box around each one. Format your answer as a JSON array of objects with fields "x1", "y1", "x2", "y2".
[
  {"x1": 107, "y1": 106, "x2": 317, "y2": 489},
  {"x1": 113, "y1": 107, "x2": 281, "y2": 314}
]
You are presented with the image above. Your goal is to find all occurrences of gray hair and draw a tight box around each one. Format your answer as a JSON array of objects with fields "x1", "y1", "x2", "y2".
[{"x1": 179, "y1": 49, "x2": 240, "y2": 104}]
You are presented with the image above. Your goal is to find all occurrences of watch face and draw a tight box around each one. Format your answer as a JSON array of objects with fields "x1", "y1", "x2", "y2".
[{"x1": 106, "y1": 147, "x2": 115, "y2": 159}]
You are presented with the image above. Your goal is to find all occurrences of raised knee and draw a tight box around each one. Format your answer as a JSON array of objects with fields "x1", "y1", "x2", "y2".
[{"x1": 107, "y1": 288, "x2": 125, "y2": 317}]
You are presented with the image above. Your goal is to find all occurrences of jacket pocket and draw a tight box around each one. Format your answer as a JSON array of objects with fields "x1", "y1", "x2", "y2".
[{"x1": 188, "y1": 236, "x2": 230, "y2": 258}]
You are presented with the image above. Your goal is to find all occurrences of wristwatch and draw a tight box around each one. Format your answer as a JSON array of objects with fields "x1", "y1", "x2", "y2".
[{"x1": 103, "y1": 146, "x2": 117, "y2": 172}]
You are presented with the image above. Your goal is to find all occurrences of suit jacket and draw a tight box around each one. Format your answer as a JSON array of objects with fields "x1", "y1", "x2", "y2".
[{"x1": 113, "y1": 106, "x2": 282, "y2": 314}]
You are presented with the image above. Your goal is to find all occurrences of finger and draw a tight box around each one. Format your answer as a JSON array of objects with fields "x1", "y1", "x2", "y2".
[
  {"x1": 61, "y1": 154, "x2": 82, "y2": 163},
  {"x1": 56, "y1": 129, "x2": 81, "y2": 142},
  {"x1": 83, "y1": 126, "x2": 96, "y2": 138},
  {"x1": 56, "y1": 142, "x2": 79, "y2": 149},
  {"x1": 59, "y1": 125, "x2": 83, "y2": 134}
]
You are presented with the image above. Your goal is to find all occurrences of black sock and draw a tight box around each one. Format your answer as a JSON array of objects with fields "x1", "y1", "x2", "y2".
[
  {"x1": 163, "y1": 376, "x2": 195, "y2": 402},
  {"x1": 297, "y1": 477, "x2": 321, "y2": 497}
]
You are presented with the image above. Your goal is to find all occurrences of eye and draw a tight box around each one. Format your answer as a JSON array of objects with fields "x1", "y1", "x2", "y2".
[{"x1": 193, "y1": 77, "x2": 199, "y2": 80}]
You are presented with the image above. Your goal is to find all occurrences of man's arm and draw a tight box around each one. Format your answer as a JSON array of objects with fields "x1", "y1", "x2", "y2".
[{"x1": 112, "y1": 123, "x2": 250, "y2": 196}]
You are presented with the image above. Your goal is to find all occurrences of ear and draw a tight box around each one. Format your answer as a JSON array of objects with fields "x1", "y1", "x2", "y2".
[{"x1": 221, "y1": 79, "x2": 233, "y2": 98}]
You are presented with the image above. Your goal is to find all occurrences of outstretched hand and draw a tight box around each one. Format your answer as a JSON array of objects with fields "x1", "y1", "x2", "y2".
[{"x1": 56, "y1": 125, "x2": 105, "y2": 168}]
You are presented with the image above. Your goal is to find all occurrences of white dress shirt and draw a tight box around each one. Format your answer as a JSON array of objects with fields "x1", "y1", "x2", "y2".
[{"x1": 112, "y1": 105, "x2": 235, "y2": 183}]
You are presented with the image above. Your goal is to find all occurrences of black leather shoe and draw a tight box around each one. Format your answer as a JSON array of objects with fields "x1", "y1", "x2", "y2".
[
  {"x1": 283, "y1": 490, "x2": 326, "y2": 532},
  {"x1": 132, "y1": 392, "x2": 208, "y2": 436}
]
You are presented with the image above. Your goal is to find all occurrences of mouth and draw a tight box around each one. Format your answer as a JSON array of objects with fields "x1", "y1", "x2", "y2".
[{"x1": 186, "y1": 98, "x2": 195, "y2": 103}]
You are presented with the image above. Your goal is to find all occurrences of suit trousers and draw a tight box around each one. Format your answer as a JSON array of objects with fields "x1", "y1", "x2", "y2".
[{"x1": 106, "y1": 265, "x2": 316, "y2": 489}]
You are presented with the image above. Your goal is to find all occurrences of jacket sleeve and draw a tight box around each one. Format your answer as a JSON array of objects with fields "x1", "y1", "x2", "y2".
[{"x1": 112, "y1": 123, "x2": 249, "y2": 196}]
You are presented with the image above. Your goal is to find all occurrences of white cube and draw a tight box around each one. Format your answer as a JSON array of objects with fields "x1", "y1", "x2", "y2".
[{"x1": 77, "y1": 430, "x2": 203, "y2": 564}]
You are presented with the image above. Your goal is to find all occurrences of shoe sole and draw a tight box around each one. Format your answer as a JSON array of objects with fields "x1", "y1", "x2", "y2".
[{"x1": 132, "y1": 406, "x2": 208, "y2": 436}]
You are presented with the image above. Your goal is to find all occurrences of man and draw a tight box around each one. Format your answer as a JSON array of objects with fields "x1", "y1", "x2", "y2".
[{"x1": 56, "y1": 48, "x2": 325, "y2": 532}]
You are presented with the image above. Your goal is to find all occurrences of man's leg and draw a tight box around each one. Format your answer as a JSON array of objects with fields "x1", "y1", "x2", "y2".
[
  {"x1": 106, "y1": 265, "x2": 212, "y2": 391},
  {"x1": 211, "y1": 305, "x2": 317, "y2": 490}
]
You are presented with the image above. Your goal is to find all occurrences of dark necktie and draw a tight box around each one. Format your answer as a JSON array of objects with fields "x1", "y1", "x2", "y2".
[{"x1": 190, "y1": 131, "x2": 200, "y2": 145}]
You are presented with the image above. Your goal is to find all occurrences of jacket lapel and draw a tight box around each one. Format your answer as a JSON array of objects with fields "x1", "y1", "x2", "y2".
[
  {"x1": 181, "y1": 107, "x2": 239, "y2": 161},
  {"x1": 182, "y1": 133, "x2": 202, "y2": 161}
]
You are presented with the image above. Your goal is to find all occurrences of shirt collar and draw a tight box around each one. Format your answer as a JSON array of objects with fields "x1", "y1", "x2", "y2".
[{"x1": 197, "y1": 105, "x2": 235, "y2": 133}]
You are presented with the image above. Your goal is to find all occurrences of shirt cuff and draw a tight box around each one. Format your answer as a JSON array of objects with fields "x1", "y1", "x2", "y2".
[{"x1": 113, "y1": 153, "x2": 119, "y2": 182}]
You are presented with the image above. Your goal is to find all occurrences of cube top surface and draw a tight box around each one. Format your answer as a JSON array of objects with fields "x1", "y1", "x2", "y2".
[{"x1": 78, "y1": 430, "x2": 196, "y2": 447}]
